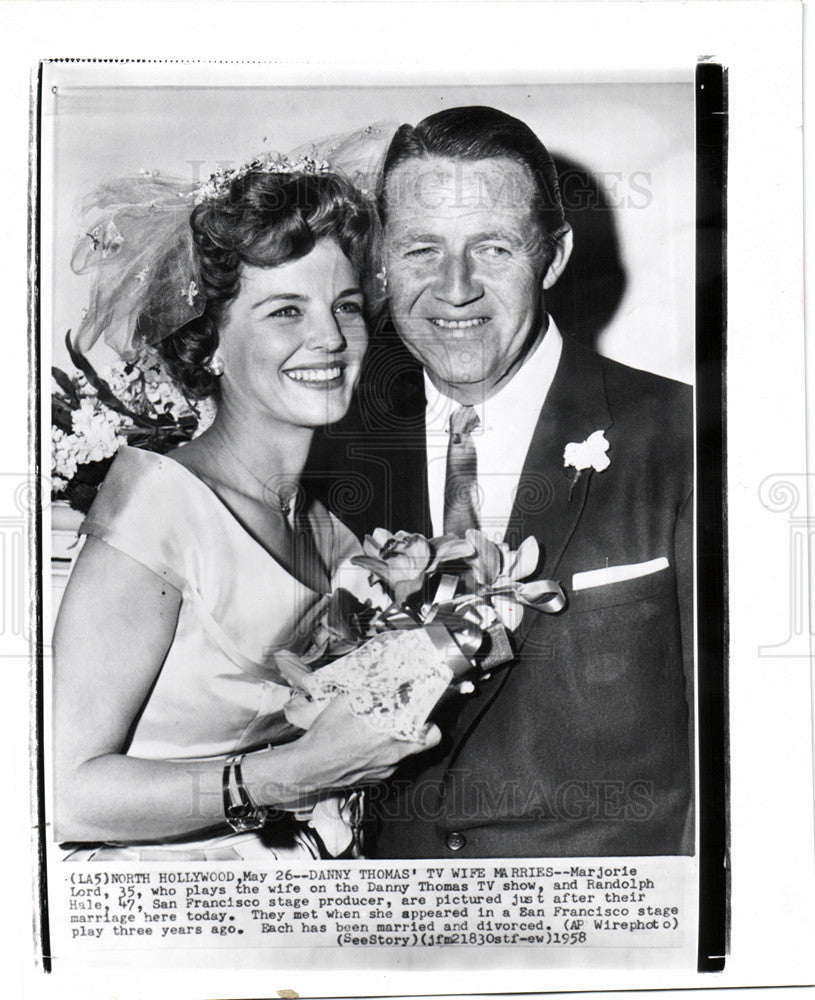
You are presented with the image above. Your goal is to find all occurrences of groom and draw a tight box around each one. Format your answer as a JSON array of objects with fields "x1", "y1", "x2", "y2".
[{"x1": 312, "y1": 106, "x2": 693, "y2": 858}]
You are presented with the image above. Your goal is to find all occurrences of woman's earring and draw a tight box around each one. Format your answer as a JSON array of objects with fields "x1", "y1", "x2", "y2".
[
  {"x1": 376, "y1": 268, "x2": 388, "y2": 296},
  {"x1": 206, "y1": 354, "x2": 224, "y2": 377}
]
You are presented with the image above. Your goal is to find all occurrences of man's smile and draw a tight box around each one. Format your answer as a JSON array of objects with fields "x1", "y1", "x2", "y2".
[{"x1": 428, "y1": 317, "x2": 490, "y2": 330}]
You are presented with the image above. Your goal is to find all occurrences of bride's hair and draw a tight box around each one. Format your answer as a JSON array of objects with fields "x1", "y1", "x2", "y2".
[{"x1": 154, "y1": 170, "x2": 378, "y2": 398}]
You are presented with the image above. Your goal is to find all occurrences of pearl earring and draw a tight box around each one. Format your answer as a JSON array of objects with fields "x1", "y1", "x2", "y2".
[
  {"x1": 206, "y1": 354, "x2": 224, "y2": 377},
  {"x1": 376, "y1": 268, "x2": 388, "y2": 295}
]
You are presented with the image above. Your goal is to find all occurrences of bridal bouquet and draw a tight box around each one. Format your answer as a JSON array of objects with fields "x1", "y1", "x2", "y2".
[{"x1": 276, "y1": 528, "x2": 566, "y2": 741}]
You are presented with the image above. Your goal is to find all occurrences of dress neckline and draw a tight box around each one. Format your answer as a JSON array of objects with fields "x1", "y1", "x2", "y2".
[{"x1": 117, "y1": 446, "x2": 332, "y2": 595}]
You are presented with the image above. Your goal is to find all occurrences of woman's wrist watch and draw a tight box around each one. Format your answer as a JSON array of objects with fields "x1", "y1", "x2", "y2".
[{"x1": 222, "y1": 755, "x2": 268, "y2": 833}]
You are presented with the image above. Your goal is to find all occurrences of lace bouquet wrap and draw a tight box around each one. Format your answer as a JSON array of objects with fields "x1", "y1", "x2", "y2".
[{"x1": 276, "y1": 529, "x2": 567, "y2": 741}]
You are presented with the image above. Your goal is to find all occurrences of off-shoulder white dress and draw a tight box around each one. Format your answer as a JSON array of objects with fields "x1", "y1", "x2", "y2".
[{"x1": 60, "y1": 445, "x2": 366, "y2": 862}]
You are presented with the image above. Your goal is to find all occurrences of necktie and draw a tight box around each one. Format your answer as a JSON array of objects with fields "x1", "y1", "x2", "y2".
[{"x1": 443, "y1": 405, "x2": 481, "y2": 537}]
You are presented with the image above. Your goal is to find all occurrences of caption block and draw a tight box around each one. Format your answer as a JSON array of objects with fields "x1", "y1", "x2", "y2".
[{"x1": 53, "y1": 859, "x2": 691, "y2": 951}]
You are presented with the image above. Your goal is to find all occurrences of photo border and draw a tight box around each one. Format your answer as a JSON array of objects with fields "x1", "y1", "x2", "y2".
[{"x1": 0, "y1": 3, "x2": 809, "y2": 998}]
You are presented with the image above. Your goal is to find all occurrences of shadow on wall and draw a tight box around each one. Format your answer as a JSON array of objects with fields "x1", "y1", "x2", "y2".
[{"x1": 546, "y1": 153, "x2": 628, "y2": 352}]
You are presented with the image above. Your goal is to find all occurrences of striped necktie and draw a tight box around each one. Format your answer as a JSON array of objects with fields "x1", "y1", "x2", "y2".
[{"x1": 443, "y1": 404, "x2": 481, "y2": 537}]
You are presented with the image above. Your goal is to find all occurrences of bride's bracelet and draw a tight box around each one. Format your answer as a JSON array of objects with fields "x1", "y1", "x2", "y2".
[{"x1": 222, "y1": 755, "x2": 268, "y2": 833}]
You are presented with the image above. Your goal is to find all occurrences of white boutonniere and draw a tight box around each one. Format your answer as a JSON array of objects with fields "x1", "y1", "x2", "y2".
[{"x1": 563, "y1": 430, "x2": 610, "y2": 497}]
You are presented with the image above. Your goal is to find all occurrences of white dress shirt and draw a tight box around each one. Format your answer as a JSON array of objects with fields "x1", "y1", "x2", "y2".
[{"x1": 424, "y1": 317, "x2": 563, "y2": 542}]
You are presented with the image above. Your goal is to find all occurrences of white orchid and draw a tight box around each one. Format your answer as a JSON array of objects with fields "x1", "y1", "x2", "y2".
[
  {"x1": 460, "y1": 530, "x2": 552, "y2": 631},
  {"x1": 352, "y1": 529, "x2": 474, "y2": 605}
]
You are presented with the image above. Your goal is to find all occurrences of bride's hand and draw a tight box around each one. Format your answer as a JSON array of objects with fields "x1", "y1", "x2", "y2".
[
  {"x1": 304, "y1": 693, "x2": 442, "y2": 785},
  {"x1": 242, "y1": 694, "x2": 440, "y2": 809}
]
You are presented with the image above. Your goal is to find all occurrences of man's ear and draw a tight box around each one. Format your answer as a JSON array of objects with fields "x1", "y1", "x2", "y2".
[{"x1": 542, "y1": 224, "x2": 573, "y2": 291}]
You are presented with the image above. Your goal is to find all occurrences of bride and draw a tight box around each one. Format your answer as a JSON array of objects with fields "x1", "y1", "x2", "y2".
[{"x1": 53, "y1": 161, "x2": 439, "y2": 861}]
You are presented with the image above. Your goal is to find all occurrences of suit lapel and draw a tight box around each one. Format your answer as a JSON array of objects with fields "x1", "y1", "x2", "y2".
[
  {"x1": 506, "y1": 336, "x2": 613, "y2": 573},
  {"x1": 507, "y1": 338, "x2": 613, "y2": 649},
  {"x1": 446, "y1": 337, "x2": 614, "y2": 748}
]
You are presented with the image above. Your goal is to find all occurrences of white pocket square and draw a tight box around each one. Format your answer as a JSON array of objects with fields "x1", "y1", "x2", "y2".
[{"x1": 572, "y1": 557, "x2": 669, "y2": 591}]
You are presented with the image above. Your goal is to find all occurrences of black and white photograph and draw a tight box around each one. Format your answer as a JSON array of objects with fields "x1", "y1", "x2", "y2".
[
  {"x1": 1, "y1": 1, "x2": 811, "y2": 997},
  {"x1": 39, "y1": 60, "x2": 706, "y2": 965}
]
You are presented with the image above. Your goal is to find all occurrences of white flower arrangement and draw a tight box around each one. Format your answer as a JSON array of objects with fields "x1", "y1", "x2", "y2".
[{"x1": 52, "y1": 337, "x2": 216, "y2": 513}]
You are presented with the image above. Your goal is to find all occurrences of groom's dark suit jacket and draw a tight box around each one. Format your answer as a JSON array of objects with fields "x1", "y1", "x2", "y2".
[{"x1": 309, "y1": 330, "x2": 693, "y2": 858}]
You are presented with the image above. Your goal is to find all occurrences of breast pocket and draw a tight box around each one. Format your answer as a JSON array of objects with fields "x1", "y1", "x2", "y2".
[
  {"x1": 567, "y1": 560, "x2": 674, "y2": 614},
  {"x1": 559, "y1": 562, "x2": 681, "y2": 688}
]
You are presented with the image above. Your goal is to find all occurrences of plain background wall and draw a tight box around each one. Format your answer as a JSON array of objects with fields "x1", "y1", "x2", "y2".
[{"x1": 44, "y1": 75, "x2": 694, "y2": 384}]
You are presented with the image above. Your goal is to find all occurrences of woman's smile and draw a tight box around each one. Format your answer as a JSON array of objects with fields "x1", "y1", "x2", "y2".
[{"x1": 283, "y1": 362, "x2": 346, "y2": 385}]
